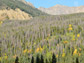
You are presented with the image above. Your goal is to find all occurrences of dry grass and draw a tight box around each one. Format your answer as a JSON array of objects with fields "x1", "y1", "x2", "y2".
[{"x1": 0, "y1": 8, "x2": 32, "y2": 20}]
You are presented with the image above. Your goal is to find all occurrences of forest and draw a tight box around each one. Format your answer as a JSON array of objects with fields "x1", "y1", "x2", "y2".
[{"x1": 0, "y1": 13, "x2": 84, "y2": 63}]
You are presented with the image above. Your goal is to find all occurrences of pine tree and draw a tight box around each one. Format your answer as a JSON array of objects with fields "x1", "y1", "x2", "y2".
[
  {"x1": 52, "y1": 53, "x2": 56, "y2": 63},
  {"x1": 41, "y1": 54, "x2": 44, "y2": 63},
  {"x1": 76, "y1": 57, "x2": 79, "y2": 63},
  {"x1": 46, "y1": 59, "x2": 48, "y2": 63},
  {"x1": 15, "y1": 56, "x2": 19, "y2": 63},
  {"x1": 31, "y1": 56, "x2": 34, "y2": 63},
  {"x1": 36, "y1": 54, "x2": 40, "y2": 63}
]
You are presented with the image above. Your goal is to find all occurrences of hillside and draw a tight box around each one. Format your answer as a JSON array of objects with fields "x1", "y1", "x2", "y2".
[
  {"x1": 0, "y1": 0, "x2": 47, "y2": 17},
  {"x1": 0, "y1": 0, "x2": 84, "y2": 63},
  {"x1": 38, "y1": 4, "x2": 84, "y2": 15},
  {"x1": 0, "y1": 13, "x2": 84, "y2": 63},
  {"x1": 20, "y1": 0, "x2": 35, "y2": 7},
  {"x1": 0, "y1": 8, "x2": 32, "y2": 20}
]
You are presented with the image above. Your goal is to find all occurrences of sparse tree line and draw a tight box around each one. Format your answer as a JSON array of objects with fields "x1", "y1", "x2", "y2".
[{"x1": 15, "y1": 53, "x2": 80, "y2": 63}]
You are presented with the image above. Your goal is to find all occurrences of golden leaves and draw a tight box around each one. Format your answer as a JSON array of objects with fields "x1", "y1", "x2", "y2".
[
  {"x1": 73, "y1": 49, "x2": 77, "y2": 55},
  {"x1": 62, "y1": 53, "x2": 65, "y2": 57},
  {"x1": 36, "y1": 47, "x2": 43, "y2": 52},
  {"x1": 68, "y1": 24, "x2": 73, "y2": 31}
]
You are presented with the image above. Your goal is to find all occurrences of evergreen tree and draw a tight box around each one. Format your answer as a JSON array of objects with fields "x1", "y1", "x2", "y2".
[
  {"x1": 31, "y1": 56, "x2": 34, "y2": 63},
  {"x1": 52, "y1": 53, "x2": 56, "y2": 63},
  {"x1": 15, "y1": 56, "x2": 19, "y2": 63},
  {"x1": 46, "y1": 59, "x2": 48, "y2": 63},
  {"x1": 36, "y1": 54, "x2": 40, "y2": 63},
  {"x1": 76, "y1": 57, "x2": 79, "y2": 63},
  {"x1": 41, "y1": 54, "x2": 44, "y2": 63}
]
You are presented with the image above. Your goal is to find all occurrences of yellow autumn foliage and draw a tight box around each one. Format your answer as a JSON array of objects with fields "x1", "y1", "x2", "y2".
[
  {"x1": 73, "y1": 49, "x2": 77, "y2": 55},
  {"x1": 68, "y1": 27, "x2": 72, "y2": 31},
  {"x1": 0, "y1": 57, "x2": 2, "y2": 61},
  {"x1": 69, "y1": 24, "x2": 72, "y2": 27},
  {"x1": 0, "y1": 21, "x2": 3, "y2": 24},
  {"x1": 77, "y1": 34, "x2": 80, "y2": 38},
  {"x1": 28, "y1": 49, "x2": 32, "y2": 53},
  {"x1": 56, "y1": 54, "x2": 58, "y2": 58},
  {"x1": 36, "y1": 47, "x2": 43, "y2": 52},
  {"x1": 63, "y1": 41, "x2": 68, "y2": 44},
  {"x1": 23, "y1": 49, "x2": 27, "y2": 54},
  {"x1": 62, "y1": 53, "x2": 65, "y2": 57},
  {"x1": 4, "y1": 56, "x2": 8, "y2": 59},
  {"x1": 13, "y1": 54, "x2": 16, "y2": 59}
]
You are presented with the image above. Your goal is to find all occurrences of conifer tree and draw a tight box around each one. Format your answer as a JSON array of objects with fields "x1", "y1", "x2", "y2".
[
  {"x1": 46, "y1": 59, "x2": 48, "y2": 63},
  {"x1": 52, "y1": 53, "x2": 56, "y2": 63},
  {"x1": 36, "y1": 54, "x2": 40, "y2": 63},
  {"x1": 76, "y1": 57, "x2": 79, "y2": 63},
  {"x1": 41, "y1": 54, "x2": 44, "y2": 63},
  {"x1": 15, "y1": 56, "x2": 19, "y2": 63},
  {"x1": 31, "y1": 56, "x2": 34, "y2": 63}
]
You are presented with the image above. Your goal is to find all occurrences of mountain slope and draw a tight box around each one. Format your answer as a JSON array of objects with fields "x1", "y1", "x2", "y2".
[
  {"x1": 0, "y1": 0, "x2": 47, "y2": 17},
  {"x1": 38, "y1": 5, "x2": 84, "y2": 15},
  {"x1": 27, "y1": 2, "x2": 35, "y2": 8},
  {"x1": 20, "y1": 0, "x2": 35, "y2": 7},
  {"x1": 0, "y1": 8, "x2": 32, "y2": 20}
]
